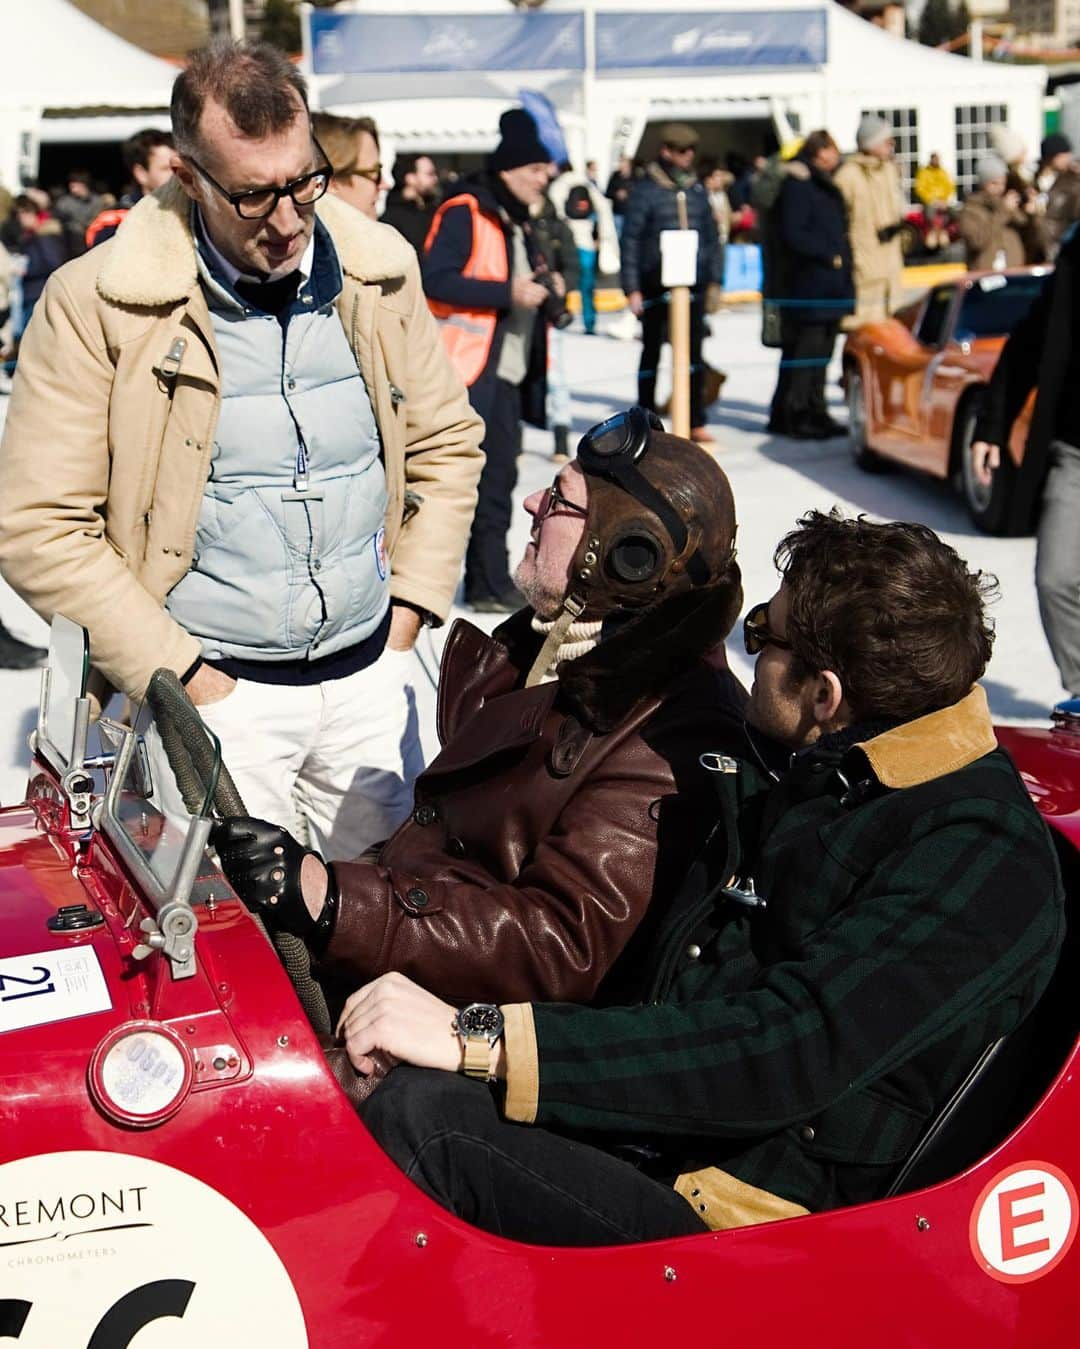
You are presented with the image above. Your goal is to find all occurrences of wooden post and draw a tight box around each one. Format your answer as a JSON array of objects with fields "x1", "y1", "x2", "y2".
[{"x1": 669, "y1": 191, "x2": 691, "y2": 439}]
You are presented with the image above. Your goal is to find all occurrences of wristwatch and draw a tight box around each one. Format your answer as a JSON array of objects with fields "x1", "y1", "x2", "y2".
[{"x1": 454, "y1": 1003, "x2": 505, "y2": 1082}]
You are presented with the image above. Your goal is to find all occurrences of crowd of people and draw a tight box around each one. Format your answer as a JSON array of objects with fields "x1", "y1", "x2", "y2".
[{"x1": 0, "y1": 37, "x2": 1068, "y2": 1256}]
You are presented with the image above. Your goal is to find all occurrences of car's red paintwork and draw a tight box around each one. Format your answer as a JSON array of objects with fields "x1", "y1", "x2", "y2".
[
  {"x1": 1, "y1": 728, "x2": 1078, "y2": 1346},
  {"x1": 843, "y1": 268, "x2": 1042, "y2": 479}
]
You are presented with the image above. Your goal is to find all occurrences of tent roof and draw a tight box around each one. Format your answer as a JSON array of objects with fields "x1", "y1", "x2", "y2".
[{"x1": 2, "y1": 0, "x2": 177, "y2": 111}]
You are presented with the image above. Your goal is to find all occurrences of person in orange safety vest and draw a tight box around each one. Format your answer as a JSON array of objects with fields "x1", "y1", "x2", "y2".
[{"x1": 423, "y1": 109, "x2": 553, "y2": 612}]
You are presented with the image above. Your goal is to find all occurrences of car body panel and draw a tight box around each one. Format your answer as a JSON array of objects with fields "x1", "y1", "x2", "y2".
[
  {"x1": 1, "y1": 719, "x2": 1077, "y2": 1346},
  {"x1": 844, "y1": 268, "x2": 1044, "y2": 480}
]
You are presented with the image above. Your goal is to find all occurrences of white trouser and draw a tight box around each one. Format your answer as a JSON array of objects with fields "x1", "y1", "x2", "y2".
[{"x1": 179, "y1": 646, "x2": 424, "y2": 861}]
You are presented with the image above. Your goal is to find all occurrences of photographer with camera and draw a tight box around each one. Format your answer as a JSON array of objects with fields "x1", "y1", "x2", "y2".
[
  {"x1": 423, "y1": 109, "x2": 554, "y2": 613},
  {"x1": 834, "y1": 116, "x2": 905, "y2": 327}
]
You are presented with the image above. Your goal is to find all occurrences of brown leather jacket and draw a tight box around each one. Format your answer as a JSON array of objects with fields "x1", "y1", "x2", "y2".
[{"x1": 320, "y1": 600, "x2": 747, "y2": 1007}]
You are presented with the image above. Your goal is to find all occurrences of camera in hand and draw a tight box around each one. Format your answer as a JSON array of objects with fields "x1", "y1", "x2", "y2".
[{"x1": 537, "y1": 273, "x2": 574, "y2": 330}]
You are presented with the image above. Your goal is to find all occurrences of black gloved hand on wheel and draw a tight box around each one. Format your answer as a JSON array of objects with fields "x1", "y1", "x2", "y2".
[{"x1": 211, "y1": 815, "x2": 329, "y2": 941}]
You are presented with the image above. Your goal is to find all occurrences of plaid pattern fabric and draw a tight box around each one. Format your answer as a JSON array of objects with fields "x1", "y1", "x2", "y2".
[{"x1": 527, "y1": 740, "x2": 1065, "y2": 1213}]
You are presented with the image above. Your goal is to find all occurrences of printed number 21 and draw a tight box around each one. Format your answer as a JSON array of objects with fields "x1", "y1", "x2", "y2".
[
  {"x1": 0, "y1": 1279, "x2": 195, "y2": 1344},
  {"x1": 0, "y1": 968, "x2": 55, "y2": 1003}
]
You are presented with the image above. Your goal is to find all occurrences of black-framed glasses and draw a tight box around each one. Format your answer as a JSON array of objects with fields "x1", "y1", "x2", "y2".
[
  {"x1": 188, "y1": 138, "x2": 333, "y2": 220},
  {"x1": 743, "y1": 600, "x2": 792, "y2": 656},
  {"x1": 534, "y1": 479, "x2": 589, "y2": 525}
]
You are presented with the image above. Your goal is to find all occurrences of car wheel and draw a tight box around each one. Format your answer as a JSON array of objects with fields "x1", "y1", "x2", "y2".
[
  {"x1": 847, "y1": 369, "x2": 887, "y2": 472},
  {"x1": 957, "y1": 399, "x2": 1015, "y2": 534},
  {"x1": 899, "y1": 222, "x2": 921, "y2": 258}
]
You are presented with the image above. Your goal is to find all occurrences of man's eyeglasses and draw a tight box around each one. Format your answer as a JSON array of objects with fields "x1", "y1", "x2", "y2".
[
  {"x1": 534, "y1": 480, "x2": 589, "y2": 525},
  {"x1": 743, "y1": 600, "x2": 792, "y2": 656},
  {"x1": 188, "y1": 138, "x2": 333, "y2": 220}
]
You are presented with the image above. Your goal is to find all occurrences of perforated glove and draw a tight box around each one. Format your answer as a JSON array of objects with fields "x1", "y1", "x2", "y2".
[{"x1": 212, "y1": 816, "x2": 327, "y2": 941}]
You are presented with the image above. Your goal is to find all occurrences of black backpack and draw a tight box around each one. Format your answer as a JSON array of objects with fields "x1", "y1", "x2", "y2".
[{"x1": 564, "y1": 184, "x2": 595, "y2": 221}]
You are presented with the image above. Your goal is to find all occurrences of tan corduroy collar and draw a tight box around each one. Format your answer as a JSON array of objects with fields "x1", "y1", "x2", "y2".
[{"x1": 856, "y1": 685, "x2": 997, "y2": 790}]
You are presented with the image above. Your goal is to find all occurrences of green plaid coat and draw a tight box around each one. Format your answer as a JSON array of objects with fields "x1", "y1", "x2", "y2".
[{"x1": 514, "y1": 698, "x2": 1066, "y2": 1213}]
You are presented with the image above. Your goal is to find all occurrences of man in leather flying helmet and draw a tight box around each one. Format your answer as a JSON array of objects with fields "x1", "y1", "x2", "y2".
[{"x1": 214, "y1": 408, "x2": 747, "y2": 1026}]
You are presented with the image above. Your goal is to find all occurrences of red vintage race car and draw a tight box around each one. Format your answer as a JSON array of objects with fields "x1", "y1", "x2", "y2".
[
  {"x1": 1, "y1": 619, "x2": 1078, "y2": 1347},
  {"x1": 842, "y1": 266, "x2": 1048, "y2": 535}
]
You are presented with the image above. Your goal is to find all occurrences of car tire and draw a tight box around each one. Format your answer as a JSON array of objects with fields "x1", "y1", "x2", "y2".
[
  {"x1": 899, "y1": 222, "x2": 921, "y2": 258},
  {"x1": 847, "y1": 369, "x2": 888, "y2": 473},
  {"x1": 957, "y1": 398, "x2": 1016, "y2": 534}
]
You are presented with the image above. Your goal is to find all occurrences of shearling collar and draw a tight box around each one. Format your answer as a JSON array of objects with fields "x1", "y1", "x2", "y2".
[
  {"x1": 854, "y1": 685, "x2": 997, "y2": 789},
  {"x1": 96, "y1": 177, "x2": 414, "y2": 308}
]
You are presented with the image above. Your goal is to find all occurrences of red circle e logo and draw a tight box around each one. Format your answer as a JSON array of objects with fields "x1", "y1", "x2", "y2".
[{"x1": 969, "y1": 1162, "x2": 1078, "y2": 1284}]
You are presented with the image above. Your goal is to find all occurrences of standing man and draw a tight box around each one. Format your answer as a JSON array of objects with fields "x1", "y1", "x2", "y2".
[
  {"x1": 53, "y1": 170, "x2": 104, "y2": 259},
  {"x1": 336, "y1": 511, "x2": 1064, "y2": 1244},
  {"x1": 312, "y1": 111, "x2": 391, "y2": 222},
  {"x1": 423, "y1": 108, "x2": 552, "y2": 613},
  {"x1": 834, "y1": 115, "x2": 904, "y2": 326},
  {"x1": 1035, "y1": 133, "x2": 1080, "y2": 259},
  {"x1": 87, "y1": 128, "x2": 175, "y2": 248},
  {"x1": 620, "y1": 123, "x2": 723, "y2": 447},
  {"x1": 549, "y1": 163, "x2": 619, "y2": 337},
  {"x1": 0, "y1": 40, "x2": 483, "y2": 859},
  {"x1": 381, "y1": 154, "x2": 441, "y2": 255},
  {"x1": 605, "y1": 154, "x2": 634, "y2": 237},
  {"x1": 768, "y1": 131, "x2": 852, "y2": 440},
  {"x1": 971, "y1": 226, "x2": 1080, "y2": 697}
]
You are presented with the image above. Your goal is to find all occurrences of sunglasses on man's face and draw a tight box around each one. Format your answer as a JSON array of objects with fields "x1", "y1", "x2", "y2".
[
  {"x1": 534, "y1": 480, "x2": 589, "y2": 525},
  {"x1": 743, "y1": 600, "x2": 792, "y2": 656}
]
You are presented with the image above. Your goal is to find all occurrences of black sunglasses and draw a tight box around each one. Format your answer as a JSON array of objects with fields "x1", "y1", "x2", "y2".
[
  {"x1": 188, "y1": 137, "x2": 333, "y2": 220},
  {"x1": 743, "y1": 600, "x2": 792, "y2": 656}
]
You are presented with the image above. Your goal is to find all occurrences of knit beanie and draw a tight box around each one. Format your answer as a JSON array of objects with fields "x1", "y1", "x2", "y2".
[
  {"x1": 1042, "y1": 132, "x2": 1072, "y2": 161},
  {"x1": 990, "y1": 126, "x2": 1026, "y2": 166},
  {"x1": 490, "y1": 109, "x2": 551, "y2": 172},
  {"x1": 856, "y1": 115, "x2": 892, "y2": 152},
  {"x1": 976, "y1": 153, "x2": 1008, "y2": 186}
]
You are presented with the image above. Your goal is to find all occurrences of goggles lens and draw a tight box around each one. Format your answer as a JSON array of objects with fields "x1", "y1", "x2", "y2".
[{"x1": 578, "y1": 406, "x2": 662, "y2": 467}]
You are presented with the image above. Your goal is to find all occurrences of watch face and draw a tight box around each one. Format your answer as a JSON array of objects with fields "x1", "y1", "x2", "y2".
[{"x1": 457, "y1": 1004, "x2": 504, "y2": 1038}]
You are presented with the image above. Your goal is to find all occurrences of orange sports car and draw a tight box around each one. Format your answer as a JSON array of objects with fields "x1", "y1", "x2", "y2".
[{"x1": 842, "y1": 266, "x2": 1050, "y2": 533}]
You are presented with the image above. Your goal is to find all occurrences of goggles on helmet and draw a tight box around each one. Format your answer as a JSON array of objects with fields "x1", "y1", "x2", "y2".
[{"x1": 576, "y1": 406, "x2": 710, "y2": 588}]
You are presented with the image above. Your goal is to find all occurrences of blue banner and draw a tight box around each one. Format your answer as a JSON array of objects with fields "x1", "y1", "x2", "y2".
[
  {"x1": 308, "y1": 12, "x2": 586, "y2": 76},
  {"x1": 595, "y1": 10, "x2": 827, "y2": 71},
  {"x1": 518, "y1": 90, "x2": 570, "y2": 165}
]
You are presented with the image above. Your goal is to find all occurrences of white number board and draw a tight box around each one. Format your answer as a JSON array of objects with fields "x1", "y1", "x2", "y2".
[{"x1": 0, "y1": 948, "x2": 111, "y2": 1034}]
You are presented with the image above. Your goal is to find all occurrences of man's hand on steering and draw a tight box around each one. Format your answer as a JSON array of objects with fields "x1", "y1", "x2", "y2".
[
  {"x1": 212, "y1": 816, "x2": 330, "y2": 940},
  {"x1": 337, "y1": 972, "x2": 475, "y2": 1077},
  {"x1": 971, "y1": 440, "x2": 1000, "y2": 488}
]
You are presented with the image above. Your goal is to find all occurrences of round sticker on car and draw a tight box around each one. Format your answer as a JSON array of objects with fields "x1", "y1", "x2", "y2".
[
  {"x1": 969, "y1": 1161, "x2": 1078, "y2": 1284},
  {"x1": 0, "y1": 1150, "x2": 308, "y2": 1346}
]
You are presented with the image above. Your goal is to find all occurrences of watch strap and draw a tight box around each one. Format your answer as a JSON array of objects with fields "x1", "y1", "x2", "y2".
[{"x1": 462, "y1": 1035, "x2": 494, "y2": 1081}]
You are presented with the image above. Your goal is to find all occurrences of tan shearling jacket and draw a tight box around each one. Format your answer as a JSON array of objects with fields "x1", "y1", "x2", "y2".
[
  {"x1": 0, "y1": 181, "x2": 484, "y2": 700},
  {"x1": 834, "y1": 153, "x2": 904, "y2": 288}
]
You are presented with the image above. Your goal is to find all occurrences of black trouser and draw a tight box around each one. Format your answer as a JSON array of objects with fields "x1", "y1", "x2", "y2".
[
  {"x1": 768, "y1": 320, "x2": 838, "y2": 434},
  {"x1": 638, "y1": 290, "x2": 707, "y2": 429},
  {"x1": 361, "y1": 1067, "x2": 708, "y2": 1247},
  {"x1": 464, "y1": 378, "x2": 522, "y2": 600}
]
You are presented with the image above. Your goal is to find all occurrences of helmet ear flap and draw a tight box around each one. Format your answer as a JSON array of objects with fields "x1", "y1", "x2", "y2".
[{"x1": 606, "y1": 527, "x2": 665, "y2": 584}]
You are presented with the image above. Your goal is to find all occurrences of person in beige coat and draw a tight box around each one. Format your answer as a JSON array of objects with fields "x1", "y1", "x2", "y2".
[
  {"x1": 834, "y1": 115, "x2": 905, "y2": 326},
  {"x1": 0, "y1": 40, "x2": 484, "y2": 859},
  {"x1": 958, "y1": 154, "x2": 1045, "y2": 272}
]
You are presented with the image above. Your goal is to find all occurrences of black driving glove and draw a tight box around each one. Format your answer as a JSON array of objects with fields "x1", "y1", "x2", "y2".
[{"x1": 212, "y1": 816, "x2": 328, "y2": 941}]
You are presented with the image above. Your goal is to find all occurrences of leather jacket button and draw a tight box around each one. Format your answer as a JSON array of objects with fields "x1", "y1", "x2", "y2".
[
  {"x1": 413, "y1": 804, "x2": 438, "y2": 826},
  {"x1": 406, "y1": 887, "x2": 430, "y2": 908},
  {"x1": 447, "y1": 837, "x2": 466, "y2": 858},
  {"x1": 800, "y1": 1125, "x2": 816, "y2": 1143},
  {"x1": 685, "y1": 943, "x2": 702, "y2": 960}
]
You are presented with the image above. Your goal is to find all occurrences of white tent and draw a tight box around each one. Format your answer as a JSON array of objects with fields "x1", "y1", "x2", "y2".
[
  {"x1": 303, "y1": 0, "x2": 1047, "y2": 196},
  {"x1": 0, "y1": 0, "x2": 177, "y2": 188}
]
